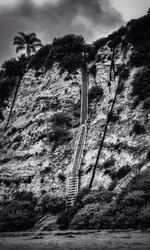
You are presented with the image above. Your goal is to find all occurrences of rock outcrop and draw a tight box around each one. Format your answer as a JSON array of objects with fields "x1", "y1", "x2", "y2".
[{"x1": 0, "y1": 42, "x2": 150, "y2": 205}]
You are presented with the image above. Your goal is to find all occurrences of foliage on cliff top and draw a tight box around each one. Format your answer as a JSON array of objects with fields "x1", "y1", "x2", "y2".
[
  {"x1": 0, "y1": 56, "x2": 28, "y2": 110},
  {"x1": 131, "y1": 67, "x2": 150, "y2": 105},
  {"x1": 30, "y1": 34, "x2": 95, "y2": 74}
]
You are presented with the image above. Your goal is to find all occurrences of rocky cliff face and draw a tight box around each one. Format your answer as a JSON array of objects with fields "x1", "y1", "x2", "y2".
[
  {"x1": 0, "y1": 44, "x2": 150, "y2": 203},
  {"x1": 0, "y1": 66, "x2": 81, "y2": 201}
]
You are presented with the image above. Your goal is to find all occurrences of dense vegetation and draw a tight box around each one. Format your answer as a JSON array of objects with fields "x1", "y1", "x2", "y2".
[
  {"x1": 0, "y1": 56, "x2": 28, "y2": 115},
  {"x1": 29, "y1": 34, "x2": 88, "y2": 74},
  {"x1": 57, "y1": 169, "x2": 150, "y2": 230},
  {"x1": 0, "y1": 191, "x2": 38, "y2": 232}
]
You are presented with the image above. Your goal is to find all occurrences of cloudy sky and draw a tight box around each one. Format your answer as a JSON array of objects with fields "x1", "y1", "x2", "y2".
[{"x1": 0, "y1": 0, "x2": 149, "y2": 64}]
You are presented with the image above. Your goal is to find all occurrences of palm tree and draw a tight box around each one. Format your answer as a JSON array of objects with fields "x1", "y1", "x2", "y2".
[
  {"x1": 4, "y1": 32, "x2": 42, "y2": 132},
  {"x1": 13, "y1": 32, "x2": 42, "y2": 57},
  {"x1": 89, "y1": 65, "x2": 129, "y2": 189}
]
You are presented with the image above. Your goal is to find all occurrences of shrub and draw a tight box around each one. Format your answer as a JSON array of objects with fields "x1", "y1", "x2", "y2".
[
  {"x1": 45, "y1": 34, "x2": 86, "y2": 74},
  {"x1": 64, "y1": 75, "x2": 72, "y2": 81},
  {"x1": 131, "y1": 68, "x2": 150, "y2": 103},
  {"x1": 0, "y1": 200, "x2": 38, "y2": 232},
  {"x1": 82, "y1": 190, "x2": 113, "y2": 206},
  {"x1": 108, "y1": 112, "x2": 119, "y2": 123},
  {"x1": 85, "y1": 164, "x2": 93, "y2": 174},
  {"x1": 119, "y1": 67, "x2": 130, "y2": 81},
  {"x1": 0, "y1": 76, "x2": 17, "y2": 109},
  {"x1": 127, "y1": 169, "x2": 150, "y2": 193},
  {"x1": 121, "y1": 190, "x2": 146, "y2": 207},
  {"x1": 146, "y1": 150, "x2": 150, "y2": 161},
  {"x1": 73, "y1": 101, "x2": 81, "y2": 118},
  {"x1": 132, "y1": 97, "x2": 140, "y2": 109},
  {"x1": 131, "y1": 122, "x2": 146, "y2": 135},
  {"x1": 143, "y1": 97, "x2": 150, "y2": 110},
  {"x1": 110, "y1": 165, "x2": 131, "y2": 180},
  {"x1": 129, "y1": 51, "x2": 145, "y2": 67},
  {"x1": 127, "y1": 13, "x2": 150, "y2": 51},
  {"x1": 60, "y1": 54, "x2": 83, "y2": 74},
  {"x1": 112, "y1": 206, "x2": 140, "y2": 229},
  {"x1": 75, "y1": 187, "x2": 90, "y2": 206},
  {"x1": 57, "y1": 207, "x2": 77, "y2": 229},
  {"x1": 40, "y1": 166, "x2": 52, "y2": 175},
  {"x1": 49, "y1": 126, "x2": 72, "y2": 144},
  {"x1": 38, "y1": 193, "x2": 65, "y2": 215},
  {"x1": 58, "y1": 173, "x2": 66, "y2": 182},
  {"x1": 0, "y1": 56, "x2": 28, "y2": 110},
  {"x1": 93, "y1": 37, "x2": 108, "y2": 51},
  {"x1": 50, "y1": 112, "x2": 72, "y2": 127},
  {"x1": 24, "y1": 176, "x2": 32, "y2": 184},
  {"x1": 108, "y1": 179, "x2": 118, "y2": 191},
  {"x1": 139, "y1": 204, "x2": 150, "y2": 228},
  {"x1": 88, "y1": 86, "x2": 103, "y2": 102},
  {"x1": 2, "y1": 57, "x2": 27, "y2": 77},
  {"x1": 0, "y1": 191, "x2": 38, "y2": 232},
  {"x1": 29, "y1": 44, "x2": 51, "y2": 70},
  {"x1": 117, "y1": 82, "x2": 124, "y2": 94},
  {"x1": 70, "y1": 203, "x2": 101, "y2": 229},
  {"x1": 88, "y1": 64, "x2": 97, "y2": 78},
  {"x1": 102, "y1": 157, "x2": 116, "y2": 169},
  {"x1": 13, "y1": 191, "x2": 37, "y2": 204},
  {"x1": 49, "y1": 97, "x2": 61, "y2": 110}
]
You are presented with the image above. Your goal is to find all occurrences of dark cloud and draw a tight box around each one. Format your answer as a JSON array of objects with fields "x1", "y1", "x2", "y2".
[{"x1": 0, "y1": 0, "x2": 124, "y2": 64}]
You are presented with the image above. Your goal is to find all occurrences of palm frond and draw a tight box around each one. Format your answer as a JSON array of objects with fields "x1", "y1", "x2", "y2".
[
  {"x1": 31, "y1": 42, "x2": 43, "y2": 47},
  {"x1": 14, "y1": 32, "x2": 42, "y2": 56},
  {"x1": 14, "y1": 35, "x2": 26, "y2": 44},
  {"x1": 16, "y1": 45, "x2": 25, "y2": 53},
  {"x1": 30, "y1": 46, "x2": 36, "y2": 53},
  {"x1": 29, "y1": 37, "x2": 42, "y2": 44},
  {"x1": 18, "y1": 32, "x2": 29, "y2": 39},
  {"x1": 13, "y1": 40, "x2": 25, "y2": 46}
]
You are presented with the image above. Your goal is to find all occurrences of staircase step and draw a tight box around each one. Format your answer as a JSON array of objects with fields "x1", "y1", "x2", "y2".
[
  {"x1": 68, "y1": 180, "x2": 77, "y2": 183},
  {"x1": 67, "y1": 197, "x2": 76, "y2": 201},
  {"x1": 68, "y1": 188, "x2": 77, "y2": 191},
  {"x1": 68, "y1": 177, "x2": 77, "y2": 180},
  {"x1": 68, "y1": 182, "x2": 77, "y2": 185},
  {"x1": 68, "y1": 183, "x2": 77, "y2": 186},
  {"x1": 66, "y1": 70, "x2": 88, "y2": 208},
  {"x1": 68, "y1": 192, "x2": 77, "y2": 195},
  {"x1": 67, "y1": 193, "x2": 77, "y2": 197},
  {"x1": 68, "y1": 179, "x2": 77, "y2": 182}
]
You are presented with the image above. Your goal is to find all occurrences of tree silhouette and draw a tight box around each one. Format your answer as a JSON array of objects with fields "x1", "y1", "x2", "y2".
[
  {"x1": 4, "y1": 32, "x2": 42, "y2": 131},
  {"x1": 89, "y1": 65, "x2": 129, "y2": 189},
  {"x1": 13, "y1": 32, "x2": 42, "y2": 57}
]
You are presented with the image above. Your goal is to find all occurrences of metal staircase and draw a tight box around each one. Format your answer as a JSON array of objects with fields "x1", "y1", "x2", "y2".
[{"x1": 66, "y1": 65, "x2": 88, "y2": 207}]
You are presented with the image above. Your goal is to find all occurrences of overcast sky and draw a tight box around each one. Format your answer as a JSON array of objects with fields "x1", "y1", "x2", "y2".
[{"x1": 0, "y1": 0, "x2": 149, "y2": 64}]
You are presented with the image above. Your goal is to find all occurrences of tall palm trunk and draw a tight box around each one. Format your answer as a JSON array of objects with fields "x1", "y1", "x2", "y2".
[
  {"x1": 4, "y1": 55, "x2": 31, "y2": 132},
  {"x1": 109, "y1": 47, "x2": 116, "y2": 83},
  {"x1": 4, "y1": 76, "x2": 22, "y2": 132},
  {"x1": 89, "y1": 76, "x2": 122, "y2": 189},
  {"x1": 27, "y1": 45, "x2": 30, "y2": 57}
]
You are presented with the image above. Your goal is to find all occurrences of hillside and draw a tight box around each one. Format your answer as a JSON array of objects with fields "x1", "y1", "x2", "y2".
[{"x1": 0, "y1": 12, "x2": 150, "y2": 231}]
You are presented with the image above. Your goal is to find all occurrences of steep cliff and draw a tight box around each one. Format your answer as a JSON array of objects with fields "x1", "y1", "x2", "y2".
[
  {"x1": 0, "y1": 51, "x2": 150, "y2": 199},
  {"x1": 0, "y1": 12, "x2": 150, "y2": 231},
  {"x1": 0, "y1": 66, "x2": 82, "y2": 200}
]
